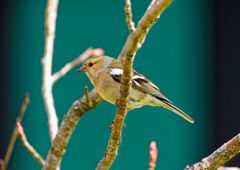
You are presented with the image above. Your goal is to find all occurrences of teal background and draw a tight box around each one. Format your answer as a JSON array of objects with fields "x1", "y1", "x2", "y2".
[{"x1": 3, "y1": 0, "x2": 214, "y2": 169}]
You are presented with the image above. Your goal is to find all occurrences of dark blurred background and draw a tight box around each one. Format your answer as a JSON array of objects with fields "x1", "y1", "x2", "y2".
[{"x1": 0, "y1": 0, "x2": 239, "y2": 169}]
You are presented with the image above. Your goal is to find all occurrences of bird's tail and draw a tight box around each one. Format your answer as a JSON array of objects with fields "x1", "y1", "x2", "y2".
[{"x1": 161, "y1": 101, "x2": 194, "y2": 124}]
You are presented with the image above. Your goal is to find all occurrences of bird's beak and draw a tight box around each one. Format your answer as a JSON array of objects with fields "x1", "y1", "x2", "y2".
[{"x1": 77, "y1": 65, "x2": 87, "y2": 72}]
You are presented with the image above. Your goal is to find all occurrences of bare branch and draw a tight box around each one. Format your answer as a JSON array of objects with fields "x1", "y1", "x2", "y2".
[
  {"x1": 41, "y1": 0, "x2": 60, "y2": 142},
  {"x1": 97, "y1": 0, "x2": 173, "y2": 169},
  {"x1": 119, "y1": 0, "x2": 173, "y2": 62},
  {"x1": 149, "y1": 141, "x2": 158, "y2": 170},
  {"x1": 16, "y1": 93, "x2": 30, "y2": 122},
  {"x1": 125, "y1": 0, "x2": 135, "y2": 33},
  {"x1": 185, "y1": 133, "x2": 240, "y2": 170},
  {"x1": 1, "y1": 94, "x2": 30, "y2": 170},
  {"x1": 16, "y1": 121, "x2": 45, "y2": 166},
  {"x1": 52, "y1": 48, "x2": 104, "y2": 83},
  {"x1": 43, "y1": 89, "x2": 101, "y2": 170}
]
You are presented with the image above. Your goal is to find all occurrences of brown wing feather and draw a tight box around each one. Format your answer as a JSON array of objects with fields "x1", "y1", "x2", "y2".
[
  {"x1": 108, "y1": 67, "x2": 172, "y2": 103},
  {"x1": 132, "y1": 71, "x2": 172, "y2": 103}
]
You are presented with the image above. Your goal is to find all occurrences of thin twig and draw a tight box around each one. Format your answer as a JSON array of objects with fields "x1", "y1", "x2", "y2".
[
  {"x1": 1, "y1": 94, "x2": 30, "y2": 170},
  {"x1": 119, "y1": 0, "x2": 173, "y2": 62},
  {"x1": 125, "y1": 0, "x2": 135, "y2": 33},
  {"x1": 149, "y1": 141, "x2": 158, "y2": 170},
  {"x1": 16, "y1": 121, "x2": 45, "y2": 166},
  {"x1": 186, "y1": 133, "x2": 240, "y2": 170},
  {"x1": 97, "y1": 0, "x2": 173, "y2": 169},
  {"x1": 43, "y1": 89, "x2": 101, "y2": 170},
  {"x1": 41, "y1": 0, "x2": 60, "y2": 142},
  {"x1": 84, "y1": 86, "x2": 91, "y2": 106},
  {"x1": 52, "y1": 48, "x2": 104, "y2": 83}
]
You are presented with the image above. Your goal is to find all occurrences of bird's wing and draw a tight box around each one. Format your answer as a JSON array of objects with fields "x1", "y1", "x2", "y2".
[{"x1": 108, "y1": 68, "x2": 172, "y2": 103}]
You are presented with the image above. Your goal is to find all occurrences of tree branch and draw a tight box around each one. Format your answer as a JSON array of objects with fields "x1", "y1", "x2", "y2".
[
  {"x1": 0, "y1": 94, "x2": 30, "y2": 170},
  {"x1": 41, "y1": 0, "x2": 60, "y2": 142},
  {"x1": 185, "y1": 133, "x2": 240, "y2": 170},
  {"x1": 149, "y1": 141, "x2": 158, "y2": 170},
  {"x1": 42, "y1": 89, "x2": 101, "y2": 170},
  {"x1": 16, "y1": 121, "x2": 45, "y2": 166},
  {"x1": 41, "y1": 0, "x2": 104, "y2": 146},
  {"x1": 119, "y1": 0, "x2": 173, "y2": 62},
  {"x1": 96, "y1": 0, "x2": 173, "y2": 169},
  {"x1": 125, "y1": 0, "x2": 135, "y2": 33},
  {"x1": 52, "y1": 48, "x2": 104, "y2": 83}
]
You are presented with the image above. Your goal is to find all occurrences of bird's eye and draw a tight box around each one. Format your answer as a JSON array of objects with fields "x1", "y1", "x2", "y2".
[{"x1": 88, "y1": 62, "x2": 94, "y2": 67}]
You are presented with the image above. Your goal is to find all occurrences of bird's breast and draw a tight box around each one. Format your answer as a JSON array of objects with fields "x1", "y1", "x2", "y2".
[{"x1": 95, "y1": 72, "x2": 120, "y2": 105}]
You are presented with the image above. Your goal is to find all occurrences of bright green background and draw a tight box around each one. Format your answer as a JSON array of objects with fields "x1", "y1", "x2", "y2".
[{"x1": 6, "y1": 0, "x2": 214, "y2": 169}]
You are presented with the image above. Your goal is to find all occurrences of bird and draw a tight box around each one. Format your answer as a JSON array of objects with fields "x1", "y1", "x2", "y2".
[{"x1": 77, "y1": 55, "x2": 194, "y2": 123}]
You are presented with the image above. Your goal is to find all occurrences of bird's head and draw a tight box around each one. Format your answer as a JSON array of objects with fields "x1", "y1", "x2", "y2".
[{"x1": 77, "y1": 55, "x2": 112, "y2": 79}]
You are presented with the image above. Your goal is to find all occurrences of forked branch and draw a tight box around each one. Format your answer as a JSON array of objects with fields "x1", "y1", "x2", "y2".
[
  {"x1": 41, "y1": 0, "x2": 104, "y2": 145},
  {"x1": 16, "y1": 121, "x2": 45, "y2": 166},
  {"x1": 42, "y1": 47, "x2": 104, "y2": 169},
  {"x1": 43, "y1": 89, "x2": 101, "y2": 170},
  {"x1": 0, "y1": 94, "x2": 30, "y2": 170},
  {"x1": 96, "y1": 0, "x2": 173, "y2": 169}
]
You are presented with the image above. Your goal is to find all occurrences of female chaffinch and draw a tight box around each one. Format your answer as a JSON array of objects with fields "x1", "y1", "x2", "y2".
[{"x1": 77, "y1": 55, "x2": 194, "y2": 123}]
